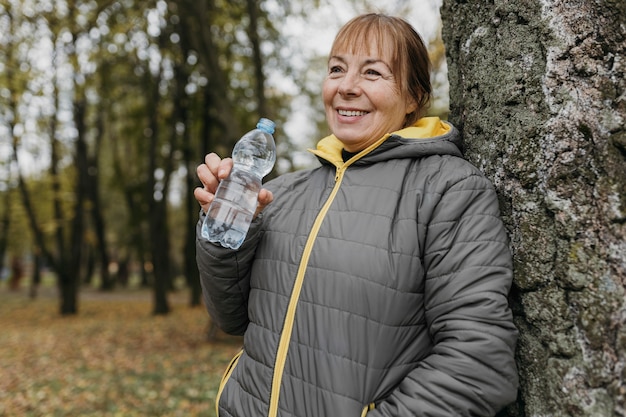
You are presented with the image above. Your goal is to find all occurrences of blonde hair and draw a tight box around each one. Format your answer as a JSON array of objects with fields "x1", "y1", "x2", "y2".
[{"x1": 329, "y1": 13, "x2": 432, "y2": 126}]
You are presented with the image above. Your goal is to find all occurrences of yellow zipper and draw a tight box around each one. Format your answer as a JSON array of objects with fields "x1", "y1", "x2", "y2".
[
  {"x1": 216, "y1": 348, "x2": 244, "y2": 416},
  {"x1": 361, "y1": 402, "x2": 375, "y2": 417},
  {"x1": 267, "y1": 164, "x2": 348, "y2": 417}
]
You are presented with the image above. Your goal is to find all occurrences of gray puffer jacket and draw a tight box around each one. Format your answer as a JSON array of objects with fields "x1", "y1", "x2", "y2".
[{"x1": 196, "y1": 117, "x2": 518, "y2": 417}]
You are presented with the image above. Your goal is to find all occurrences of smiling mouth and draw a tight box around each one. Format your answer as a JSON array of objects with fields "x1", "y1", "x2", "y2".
[{"x1": 338, "y1": 109, "x2": 368, "y2": 117}]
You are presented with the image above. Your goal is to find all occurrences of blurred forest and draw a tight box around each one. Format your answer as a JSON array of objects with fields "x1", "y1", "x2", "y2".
[{"x1": 0, "y1": 0, "x2": 448, "y2": 315}]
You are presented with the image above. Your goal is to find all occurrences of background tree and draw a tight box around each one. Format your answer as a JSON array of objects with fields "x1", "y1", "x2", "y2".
[
  {"x1": 1, "y1": 2, "x2": 76, "y2": 312},
  {"x1": 441, "y1": 0, "x2": 626, "y2": 415},
  {"x1": 7, "y1": 0, "x2": 120, "y2": 314}
]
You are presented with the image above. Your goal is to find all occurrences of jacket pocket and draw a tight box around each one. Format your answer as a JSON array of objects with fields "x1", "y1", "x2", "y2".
[
  {"x1": 361, "y1": 402, "x2": 375, "y2": 417},
  {"x1": 215, "y1": 349, "x2": 244, "y2": 416}
]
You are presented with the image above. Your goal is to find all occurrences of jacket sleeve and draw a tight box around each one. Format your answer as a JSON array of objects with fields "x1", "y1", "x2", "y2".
[
  {"x1": 370, "y1": 167, "x2": 519, "y2": 417},
  {"x1": 195, "y1": 212, "x2": 263, "y2": 335}
]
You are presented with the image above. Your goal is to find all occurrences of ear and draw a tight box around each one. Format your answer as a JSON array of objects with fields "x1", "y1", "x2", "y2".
[
  {"x1": 405, "y1": 95, "x2": 418, "y2": 115},
  {"x1": 402, "y1": 94, "x2": 421, "y2": 128}
]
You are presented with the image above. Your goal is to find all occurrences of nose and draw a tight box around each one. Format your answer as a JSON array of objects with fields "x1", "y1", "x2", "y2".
[{"x1": 337, "y1": 71, "x2": 362, "y2": 96}]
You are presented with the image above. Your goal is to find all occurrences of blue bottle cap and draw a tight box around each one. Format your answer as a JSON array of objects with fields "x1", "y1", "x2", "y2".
[{"x1": 257, "y1": 118, "x2": 275, "y2": 134}]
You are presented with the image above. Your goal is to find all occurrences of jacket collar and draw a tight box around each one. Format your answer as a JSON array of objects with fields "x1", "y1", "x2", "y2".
[{"x1": 309, "y1": 117, "x2": 460, "y2": 167}]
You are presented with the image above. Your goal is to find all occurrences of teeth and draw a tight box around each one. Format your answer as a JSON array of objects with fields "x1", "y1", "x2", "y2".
[{"x1": 338, "y1": 109, "x2": 367, "y2": 117}]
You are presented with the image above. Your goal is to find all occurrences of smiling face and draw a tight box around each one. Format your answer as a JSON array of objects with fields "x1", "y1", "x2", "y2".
[
  {"x1": 322, "y1": 14, "x2": 432, "y2": 153},
  {"x1": 323, "y1": 51, "x2": 416, "y2": 152}
]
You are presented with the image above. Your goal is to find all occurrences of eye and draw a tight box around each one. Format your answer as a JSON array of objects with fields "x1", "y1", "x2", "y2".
[
  {"x1": 362, "y1": 68, "x2": 383, "y2": 81},
  {"x1": 328, "y1": 65, "x2": 345, "y2": 79}
]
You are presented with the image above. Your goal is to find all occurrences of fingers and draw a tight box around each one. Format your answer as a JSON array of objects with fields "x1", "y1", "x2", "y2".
[
  {"x1": 193, "y1": 186, "x2": 213, "y2": 213},
  {"x1": 205, "y1": 153, "x2": 234, "y2": 180},
  {"x1": 198, "y1": 153, "x2": 232, "y2": 193},
  {"x1": 258, "y1": 188, "x2": 274, "y2": 207},
  {"x1": 195, "y1": 153, "x2": 233, "y2": 212},
  {"x1": 255, "y1": 188, "x2": 274, "y2": 218},
  {"x1": 195, "y1": 153, "x2": 274, "y2": 217},
  {"x1": 216, "y1": 158, "x2": 234, "y2": 181}
]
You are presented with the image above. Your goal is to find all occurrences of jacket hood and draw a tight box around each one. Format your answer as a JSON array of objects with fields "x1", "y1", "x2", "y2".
[{"x1": 309, "y1": 117, "x2": 463, "y2": 167}]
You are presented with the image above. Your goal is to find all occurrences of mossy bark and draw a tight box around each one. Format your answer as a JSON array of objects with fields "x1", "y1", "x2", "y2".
[{"x1": 441, "y1": 0, "x2": 626, "y2": 415}]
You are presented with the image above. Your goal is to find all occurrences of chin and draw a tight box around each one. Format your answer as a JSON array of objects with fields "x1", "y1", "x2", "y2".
[{"x1": 333, "y1": 130, "x2": 360, "y2": 144}]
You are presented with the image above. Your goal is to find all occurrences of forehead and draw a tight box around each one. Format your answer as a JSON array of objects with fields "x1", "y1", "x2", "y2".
[{"x1": 330, "y1": 25, "x2": 395, "y2": 63}]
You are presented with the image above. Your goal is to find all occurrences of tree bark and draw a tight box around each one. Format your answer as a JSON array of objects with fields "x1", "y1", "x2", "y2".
[{"x1": 441, "y1": 0, "x2": 626, "y2": 416}]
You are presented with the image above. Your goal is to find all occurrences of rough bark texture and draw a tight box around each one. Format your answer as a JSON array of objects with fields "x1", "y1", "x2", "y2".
[{"x1": 441, "y1": 0, "x2": 626, "y2": 416}]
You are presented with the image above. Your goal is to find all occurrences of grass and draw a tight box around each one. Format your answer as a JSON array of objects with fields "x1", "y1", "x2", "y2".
[{"x1": 0, "y1": 280, "x2": 243, "y2": 417}]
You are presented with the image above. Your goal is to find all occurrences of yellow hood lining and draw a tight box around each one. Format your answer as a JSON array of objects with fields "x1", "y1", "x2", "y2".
[{"x1": 308, "y1": 116, "x2": 450, "y2": 165}]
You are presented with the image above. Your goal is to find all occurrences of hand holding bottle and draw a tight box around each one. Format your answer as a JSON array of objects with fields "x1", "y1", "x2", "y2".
[{"x1": 194, "y1": 153, "x2": 273, "y2": 217}]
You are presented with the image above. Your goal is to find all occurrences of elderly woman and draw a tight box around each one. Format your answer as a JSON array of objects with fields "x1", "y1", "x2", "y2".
[{"x1": 195, "y1": 13, "x2": 518, "y2": 417}]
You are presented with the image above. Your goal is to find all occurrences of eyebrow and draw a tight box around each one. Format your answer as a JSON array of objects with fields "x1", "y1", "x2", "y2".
[{"x1": 328, "y1": 55, "x2": 390, "y2": 68}]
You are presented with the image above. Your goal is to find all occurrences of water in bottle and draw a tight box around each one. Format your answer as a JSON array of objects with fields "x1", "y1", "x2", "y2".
[{"x1": 201, "y1": 118, "x2": 276, "y2": 249}]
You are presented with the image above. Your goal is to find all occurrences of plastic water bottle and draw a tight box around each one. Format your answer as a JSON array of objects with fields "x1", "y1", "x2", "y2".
[{"x1": 201, "y1": 118, "x2": 276, "y2": 249}]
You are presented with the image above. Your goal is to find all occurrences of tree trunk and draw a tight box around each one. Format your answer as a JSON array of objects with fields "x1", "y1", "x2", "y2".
[
  {"x1": 245, "y1": 0, "x2": 269, "y2": 119},
  {"x1": 146, "y1": 64, "x2": 170, "y2": 316},
  {"x1": 60, "y1": 98, "x2": 90, "y2": 315},
  {"x1": 0, "y1": 184, "x2": 10, "y2": 274},
  {"x1": 91, "y1": 104, "x2": 113, "y2": 290},
  {"x1": 58, "y1": 269, "x2": 78, "y2": 315},
  {"x1": 150, "y1": 199, "x2": 171, "y2": 315},
  {"x1": 171, "y1": 60, "x2": 202, "y2": 307},
  {"x1": 187, "y1": 88, "x2": 215, "y2": 307},
  {"x1": 174, "y1": 0, "x2": 242, "y2": 147},
  {"x1": 29, "y1": 247, "x2": 42, "y2": 299},
  {"x1": 441, "y1": 1, "x2": 626, "y2": 416}
]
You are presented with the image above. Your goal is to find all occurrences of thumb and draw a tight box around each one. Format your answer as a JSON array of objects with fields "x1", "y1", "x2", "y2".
[{"x1": 255, "y1": 188, "x2": 274, "y2": 217}]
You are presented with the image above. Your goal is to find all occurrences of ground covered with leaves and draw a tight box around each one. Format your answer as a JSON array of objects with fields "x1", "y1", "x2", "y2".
[{"x1": 0, "y1": 285, "x2": 242, "y2": 417}]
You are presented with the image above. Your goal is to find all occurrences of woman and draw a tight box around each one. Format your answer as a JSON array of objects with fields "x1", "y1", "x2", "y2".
[{"x1": 195, "y1": 13, "x2": 518, "y2": 417}]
